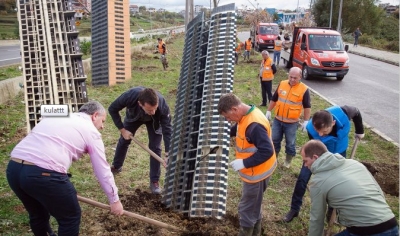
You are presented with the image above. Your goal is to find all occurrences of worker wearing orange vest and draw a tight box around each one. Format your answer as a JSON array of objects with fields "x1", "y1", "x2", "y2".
[
  {"x1": 157, "y1": 38, "x2": 168, "y2": 70},
  {"x1": 243, "y1": 38, "x2": 252, "y2": 61},
  {"x1": 258, "y1": 50, "x2": 277, "y2": 107},
  {"x1": 235, "y1": 38, "x2": 242, "y2": 65},
  {"x1": 273, "y1": 36, "x2": 283, "y2": 66},
  {"x1": 218, "y1": 93, "x2": 276, "y2": 236},
  {"x1": 265, "y1": 67, "x2": 311, "y2": 168}
]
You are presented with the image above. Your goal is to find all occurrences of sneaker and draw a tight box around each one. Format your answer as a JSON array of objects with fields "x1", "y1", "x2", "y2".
[
  {"x1": 282, "y1": 209, "x2": 299, "y2": 223},
  {"x1": 150, "y1": 181, "x2": 161, "y2": 195},
  {"x1": 110, "y1": 165, "x2": 122, "y2": 174}
]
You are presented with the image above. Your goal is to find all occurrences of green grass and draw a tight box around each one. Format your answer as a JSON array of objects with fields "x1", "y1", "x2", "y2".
[
  {"x1": 0, "y1": 34, "x2": 398, "y2": 235},
  {"x1": 0, "y1": 66, "x2": 21, "y2": 81}
]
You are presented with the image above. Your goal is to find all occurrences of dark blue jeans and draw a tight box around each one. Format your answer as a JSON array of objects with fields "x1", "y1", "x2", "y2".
[
  {"x1": 335, "y1": 226, "x2": 399, "y2": 236},
  {"x1": 271, "y1": 119, "x2": 298, "y2": 156},
  {"x1": 6, "y1": 161, "x2": 81, "y2": 236},
  {"x1": 290, "y1": 150, "x2": 346, "y2": 212},
  {"x1": 260, "y1": 80, "x2": 272, "y2": 106},
  {"x1": 112, "y1": 121, "x2": 162, "y2": 182}
]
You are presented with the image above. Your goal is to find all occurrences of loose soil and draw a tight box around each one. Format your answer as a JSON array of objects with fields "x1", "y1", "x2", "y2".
[{"x1": 81, "y1": 162, "x2": 398, "y2": 236}]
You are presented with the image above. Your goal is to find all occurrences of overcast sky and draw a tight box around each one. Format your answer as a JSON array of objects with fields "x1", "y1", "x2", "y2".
[{"x1": 129, "y1": 0, "x2": 398, "y2": 12}]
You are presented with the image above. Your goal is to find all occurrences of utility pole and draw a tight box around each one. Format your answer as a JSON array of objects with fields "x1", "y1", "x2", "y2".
[
  {"x1": 337, "y1": 0, "x2": 343, "y2": 32},
  {"x1": 329, "y1": 0, "x2": 333, "y2": 28}
]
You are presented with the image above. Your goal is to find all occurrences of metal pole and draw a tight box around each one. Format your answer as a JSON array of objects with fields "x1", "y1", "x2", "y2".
[
  {"x1": 329, "y1": 0, "x2": 333, "y2": 28},
  {"x1": 337, "y1": 0, "x2": 343, "y2": 32}
]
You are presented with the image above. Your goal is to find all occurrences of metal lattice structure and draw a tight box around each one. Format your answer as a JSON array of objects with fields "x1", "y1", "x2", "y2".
[
  {"x1": 18, "y1": 0, "x2": 88, "y2": 131},
  {"x1": 91, "y1": 0, "x2": 131, "y2": 86},
  {"x1": 163, "y1": 3, "x2": 236, "y2": 219}
]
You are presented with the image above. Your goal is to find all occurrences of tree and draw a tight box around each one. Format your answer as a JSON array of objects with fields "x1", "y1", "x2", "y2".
[
  {"x1": 312, "y1": 0, "x2": 385, "y2": 35},
  {"x1": 139, "y1": 6, "x2": 146, "y2": 13}
]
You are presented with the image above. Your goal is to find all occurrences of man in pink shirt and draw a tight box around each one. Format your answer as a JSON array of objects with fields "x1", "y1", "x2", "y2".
[{"x1": 6, "y1": 101, "x2": 123, "y2": 236}]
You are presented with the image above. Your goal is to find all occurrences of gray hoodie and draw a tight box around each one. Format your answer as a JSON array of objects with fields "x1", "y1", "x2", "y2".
[{"x1": 308, "y1": 152, "x2": 395, "y2": 236}]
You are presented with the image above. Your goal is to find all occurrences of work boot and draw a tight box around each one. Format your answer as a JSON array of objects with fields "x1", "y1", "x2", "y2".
[
  {"x1": 238, "y1": 226, "x2": 254, "y2": 236},
  {"x1": 110, "y1": 165, "x2": 122, "y2": 174},
  {"x1": 150, "y1": 181, "x2": 161, "y2": 195},
  {"x1": 282, "y1": 209, "x2": 299, "y2": 223},
  {"x1": 284, "y1": 154, "x2": 294, "y2": 168},
  {"x1": 252, "y1": 220, "x2": 262, "y2": 236}
]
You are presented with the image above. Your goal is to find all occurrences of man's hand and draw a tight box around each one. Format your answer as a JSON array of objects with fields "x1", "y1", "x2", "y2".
[
  {"x1": 120, "y1": 128, "x2": 132, "y2": 140},
  {"x1": 164, "y1": 152, "x2": 169, "y2": 167},
  {"x1": 355, "y1": 133, "x2": 365, "y2": 140},
  {"x1": 265, "y1": 111, "x2": 271, "y2": 120},
  {"x1": 301, "y1": 120, "x2": 309, "y2": 132},
  {"x1": 110, "y1": 200, "x2": 124, "y2": 216},
  {"x1": 230, "y1": 159, "x2": 245, "y2": 171}
]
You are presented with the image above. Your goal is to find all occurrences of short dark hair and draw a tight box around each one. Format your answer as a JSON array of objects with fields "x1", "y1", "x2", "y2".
[
  {"x1": 277, "y1": 36, "x2": 281, "y2": 40},
  {"x1": 79, "y1": 101, "x2": 106, "y2": 115},
  {"x1": 218, "y1": 93, "x2": 241, "y2": 114},
  {"x1": 312, "y1": 110, "x2": 333, "y2": 130},
  {"x1": 138, "y1": 88, "x2": 158, "y2": 106},
  {"x1": 157, "y1": 38, "x2": 162, "y2": 41},
  {"x1": 302, "y1": 140, "x2": 328, "y2": 158}
]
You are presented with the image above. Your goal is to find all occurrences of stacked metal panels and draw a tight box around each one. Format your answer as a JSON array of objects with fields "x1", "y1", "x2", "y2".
[
  {"x1": 18, "y1": 0, "x2": 88, "y2": 131},
  {"x1": 163, "y1": 3, "x2": 236, "y2": 219},
  {"x1": 91, "y1": 0, "x2": 131, "y2": 86}
]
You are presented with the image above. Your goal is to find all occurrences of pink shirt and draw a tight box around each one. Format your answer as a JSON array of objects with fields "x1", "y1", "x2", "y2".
[{"x1": 11, "y1": 113, "x2": 119, "y2": 204}]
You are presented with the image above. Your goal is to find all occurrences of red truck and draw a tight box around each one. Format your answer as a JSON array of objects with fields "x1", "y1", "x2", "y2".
[
  {"x1": 281, "y1": 27, "x2": 350, "y2": 81},
  {"x1": 250, "y1": 22, "x2": 280, "y2": 52}
]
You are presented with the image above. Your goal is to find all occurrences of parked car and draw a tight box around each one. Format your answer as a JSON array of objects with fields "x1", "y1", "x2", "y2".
[{"x1": 138, "y1": 28, "x2": 145, "y2": 33}]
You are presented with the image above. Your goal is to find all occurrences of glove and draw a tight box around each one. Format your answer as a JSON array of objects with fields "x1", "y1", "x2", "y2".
[
  {"x1": 355, "y1": 133, "x2": 365, "y2": 140},
  {"x1": 301, "y1": 120, "x2": 309, "y2": 132},
  {"x1": 230, "y1": 159, "x2": 245, "y2": 171},
  {"x1": 265, "y1": 111, "x2": 271, "y2": 120}
]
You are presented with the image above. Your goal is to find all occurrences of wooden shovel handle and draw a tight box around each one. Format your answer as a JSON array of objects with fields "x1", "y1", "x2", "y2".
[
  {"x1": 130, "y1": 135, "x2": 167, "y2": 168},
  {"x1": 77, "y1": 195, "x2": 180, "y2": 232}
]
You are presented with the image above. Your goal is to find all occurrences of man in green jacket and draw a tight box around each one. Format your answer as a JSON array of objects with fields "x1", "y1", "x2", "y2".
[{"x1": 301, "y1": 140, "x2": 398, "y2": 236}]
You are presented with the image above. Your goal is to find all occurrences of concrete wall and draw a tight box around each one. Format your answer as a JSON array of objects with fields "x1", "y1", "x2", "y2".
[{"x1": 0, "y1": 76, "x2": 24, "y2": 104}]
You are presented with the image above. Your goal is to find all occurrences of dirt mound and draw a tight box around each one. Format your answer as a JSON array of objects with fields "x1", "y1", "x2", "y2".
[
  {"x1": 84, "y1": 189, "x2": 239, "y2": 235},
  {"x1": 362, "y1": 161, "x2": 399, "y2": 196}
]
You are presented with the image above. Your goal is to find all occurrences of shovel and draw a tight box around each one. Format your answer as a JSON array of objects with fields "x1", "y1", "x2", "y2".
[
  {"x1": 130, "y1": 135, "x2": 167, "y2": 168},
  {"x1": 77, "y1": 195, "x2": 181, "y2": 232},
  {"x1": 325, "y1": 137, "x2": 360, "y2": 236}
]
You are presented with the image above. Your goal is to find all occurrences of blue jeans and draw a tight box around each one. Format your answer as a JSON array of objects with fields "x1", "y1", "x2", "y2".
[
  {"x1": 335, "y1": 226, "x2": 399, "y2": 236},
  {"x1": 290, "y1": 150, "x2": 346, "y2": 212},
  {"x1": 271, "y1": 119, "x2": 298, "y2": 156},
  {"x1": 6, "y1": 161, "x2": 80, "y2": 236},
  {"x1": 112, "y1": 121, "x2": 162, "y2": 182},
  {"x1": 273, "y1": 50, "x2": 281, "y2": 65}
]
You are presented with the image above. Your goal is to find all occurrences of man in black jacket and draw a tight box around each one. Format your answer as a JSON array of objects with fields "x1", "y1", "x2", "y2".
[{"x1": 108, "y1": 87, "x2": 172, "y2": 194}]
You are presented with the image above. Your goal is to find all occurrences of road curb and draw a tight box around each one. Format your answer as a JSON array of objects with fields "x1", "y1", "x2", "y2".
[
  {"x1": 307, "y1": 86, "x2": 399, "y2": 147},
  {"x1": 348, "y1": 50, "x2": 399, "y2": 67}
]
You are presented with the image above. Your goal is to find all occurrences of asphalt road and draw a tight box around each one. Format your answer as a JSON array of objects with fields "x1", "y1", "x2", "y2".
[
  {"x1": 300, "y1": 53, "x2": 399, "y2": 144},
  {"x1": 0, "y1": 45, "x2": 20, "y2": 67}
]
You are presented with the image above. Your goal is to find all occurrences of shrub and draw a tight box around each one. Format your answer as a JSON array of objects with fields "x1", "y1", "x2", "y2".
[{"x1": 80, "y1": 39, "x2": 92, "y2": 55}]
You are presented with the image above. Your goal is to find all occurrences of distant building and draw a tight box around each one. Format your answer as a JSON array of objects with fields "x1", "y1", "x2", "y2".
[
  {"x1": 265, "y1": 8, "x2": 276, "y2": 16},
  {"x1": 195, "y1": 5, "x2": 203, "y2": 15},
  {"x1": 384, "y1": 5, "x2": 398, "y2": 15},
  {"x1": 129, "y1": 4, "x2": 139, "y2": 14},
  {"x1": 158, "y1": 8, "x2": 166, "y2": 13},
  {"x1": 148, "y1": 7, "x2": 156, "y2": 13},
  {"x1": 91, "y1": 0, "x2": 131, "y2": 86},
  {"x1": 179, "y1": 10, "x2": 185, "y2": 17}
]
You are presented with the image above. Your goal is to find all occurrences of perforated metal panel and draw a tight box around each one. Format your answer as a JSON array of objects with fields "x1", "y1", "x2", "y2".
[
  {"x1": 18, "y1": 0, "x2": 88, "y2": 131},
  {"x1": 162, "y1": 3, "x2": 236, "y2": 219}
]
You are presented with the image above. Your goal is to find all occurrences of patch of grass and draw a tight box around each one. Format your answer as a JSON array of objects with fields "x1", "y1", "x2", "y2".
[
  {"x1": 0, "y1": 65, "x2": 22, "y2": 81},
  {"x1": 0, "y1": 34, "x2": 398, "y2": 235}
]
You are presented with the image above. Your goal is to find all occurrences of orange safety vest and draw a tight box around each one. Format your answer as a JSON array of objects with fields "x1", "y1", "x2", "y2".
[
  {"x1": 260, "y1": 57, "x2": 274, "y2": 81},
  {"x1": 235, "y1": 107, "x2": 277, "y2": 183},
  {"x1": 274, "y1": 80, "x2": 308, "y2": 123},
  {"x1": 245, "y1": 39, "x2": 252, "y2": 51},
  {"x1": 235, "y1": 42, "x2": 242, "y2": 52},
  {"x1": 274, "y1": 40, "x2": 283, "y2": 51},
  {"x1": 158, "y1": 40, "x2": 166, "y2": 54}
]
